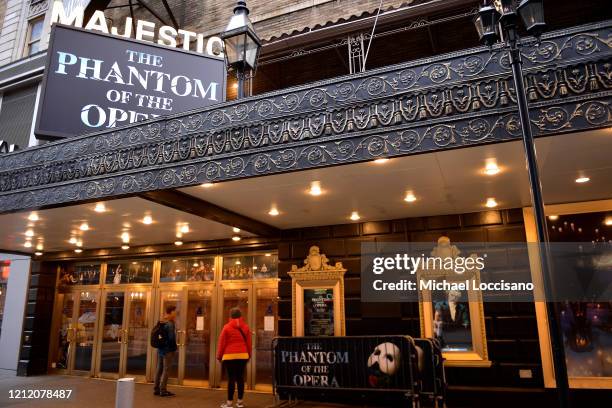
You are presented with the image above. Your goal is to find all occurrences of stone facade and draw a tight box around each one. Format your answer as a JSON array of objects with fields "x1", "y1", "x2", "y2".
[{"x1": 103, "y1": 0, "x2": 437, "y2": 43}]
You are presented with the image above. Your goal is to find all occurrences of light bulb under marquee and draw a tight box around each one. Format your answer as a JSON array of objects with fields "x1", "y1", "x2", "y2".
[
  {"x1": 142, "y1": 215, "x2": 153, "y2": 225},
  {"x1": 121, "y1": 244, "x2": 130, "y2": 250},
  {"x1": 28, "y1": 212, "x2": 39, "y2": 222},
  {"x1": 75, "y1": 248, "x2": 83, "y2": 253},
  {"x1": 79, "y1": 222, "x2": 89, "y2": 231},
  {"x1": 174, "y1": 240, "x2": 183, "y2": 246},
  {"x1": 485, "y1": 198, "x2": 498, "y2": 208},
  {"x1": 23, "y1": 241, "x2": 32, "y2": 248},
  {"x1": 374, "y1": 158, "x2": 389, "y2": 164},
  {"x1": 309, "y1": 181, "x2": 322, "y2": 196},
  {"x1": 575, "y1": 177, "x2": 590, "y2": 183},
  {"x1": 201, "y1": 183, "x2": 214, "y2": 188},
  {"x1": 233, "y1": 227, "x2": 241, "y2": 233},
  {"x1": 350, "y1": 211, "x2": 361, "y2": 221},
  {"x1": 34, "y1": 252, "x2": 43, "y2": 256},
  {"x1": 232, "y1": 235, "x2": 241, "y2": 242},
  {"x1": 268, "y1": 207, "x2": 280, "y2": 216},
  {"x1": 94, "y1": 203, "x2": 106, "y2": 213},
  {"x1": 25, "y1": 229, "x2": 34, "y2": 237},
  {"x1": 69, "y1": 237, "x2": 77, "y2": 244},
  {"x1": 180, "y1": 224, "x2": 190, "y2": 234},
  {"x1": 404, "y1": 192, "x2": 417, "y2": 203},
  {"x1": 484, "y1": 160, "x2": 501, "y2": 175},
  {"x1": 548, "y1": 215, "x2": 559, "y2": 221}
]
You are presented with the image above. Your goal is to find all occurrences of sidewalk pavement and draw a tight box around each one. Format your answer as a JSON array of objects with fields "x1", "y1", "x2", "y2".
[{"x1": 0, "y1": 371, "x2": 364, "y2": 408}]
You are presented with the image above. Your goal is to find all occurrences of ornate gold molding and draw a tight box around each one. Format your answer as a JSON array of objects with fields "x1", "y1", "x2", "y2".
[{"x1": 288, "y1": 246, "x2": 346, "y2": 336}]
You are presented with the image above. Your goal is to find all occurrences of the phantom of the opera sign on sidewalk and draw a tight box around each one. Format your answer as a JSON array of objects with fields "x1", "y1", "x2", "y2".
[{"x1": 36, "y1": 25, "x2": 225, "y2": 138}]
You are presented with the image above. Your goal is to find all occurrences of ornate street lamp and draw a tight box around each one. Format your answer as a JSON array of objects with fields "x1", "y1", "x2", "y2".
[
  {"x1": 474, "y1": 2, "x2": 570, "y2": 408},
  {"x1": 220, "y1": 0, "x2": 262, "y2": 99}
]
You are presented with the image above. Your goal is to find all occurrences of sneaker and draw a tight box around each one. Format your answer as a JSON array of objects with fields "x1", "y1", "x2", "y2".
[
  {"x1": 153, "y1": 390, "x2": 160, "y2": 396},
  {"x1": 159, "y1": 391, "x2": 176, "y2": 397},
  {"x1": 236, "y1": 401, "x2": 245, "y2": 408},
  {"x1": 220, "y1": 403, "x2": 233, "y2": 408}
]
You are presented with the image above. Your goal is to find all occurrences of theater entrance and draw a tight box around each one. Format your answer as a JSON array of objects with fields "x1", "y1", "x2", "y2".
[
  {"x1": 48, "y1": 252, "x2": 279, "y2": 390},
  {"x1": 156, "y1": 254, "x2": 279, "y2": 390}
]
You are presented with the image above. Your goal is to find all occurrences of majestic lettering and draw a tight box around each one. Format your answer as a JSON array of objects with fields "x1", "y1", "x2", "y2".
[{"x1": 50, "y1": 1, "x2": 223, "y2": 58}]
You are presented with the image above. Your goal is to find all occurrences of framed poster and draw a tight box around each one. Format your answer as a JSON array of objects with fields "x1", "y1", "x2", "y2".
[
  {"x1": 303, "y1": 288, "x2": 335, "y2": 336},
  {"x1": 289, "y1": 246, "x2": 346, "y2": 337}
]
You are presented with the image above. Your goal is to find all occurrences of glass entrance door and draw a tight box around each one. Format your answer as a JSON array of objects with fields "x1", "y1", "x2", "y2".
[
  {"x1": 157, "y1": 285, "x2": 214, "y2": 386},
  {"x1": 97, "y1": 289, "x2": 150, "y2": 379},
  {"x1": 253, "y1": 286, "x2": 278, "y2": 391},
  {"x1": 214, "y1": 281, "x2": 279, "y2": 390},
  {"x1": 51, "y1": 290, "x2": 100, "y2": 375}
]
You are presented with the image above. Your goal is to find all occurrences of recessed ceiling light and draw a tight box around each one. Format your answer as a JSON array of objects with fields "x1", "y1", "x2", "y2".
[
  {"x1": 180, "y1": 224, "x2": 190, "y2": 234},
  {"x1": 79, "y1": 222, "x2": 89, "y2": 231},
  {"x1": 94, "y1": 203, "x2": 106, "y2": 213},
  {"x1": 174, "y1": 240, "x2": 183, "y2": 246},
  {"x1": 268, "y1": 207, "x2": 280, "y2": 216},
  {"x1": 28, "y1": 212, "x2": 39, "y2": 222},
  {"x1": 484, "y1": 159, "x2": 501, "y2": 176},
  {"x1": 404, "y1": 191, "x2": 417, "y2": 203},
  {"x1": 233, "y1": 227, "x2": 241, "y2": 233},
  {"x1": 374, "y1": 158, "x2": 389, "y2": 164},
  {"x1": 548, "y1": 215, "x2": 559, "y2": 221},
  {"x1": 74, "y1": 248, "x2": 83, "y2": 253},
  {"x1": 121, "y1": 244, "x2": 130, "y2": 250},
  {"x1": 308, "y1": 181, "x2": 322, "y2": 196},
  {"x1": 24, "y1": 241, "x2": 32, "y2": 248},
  {"x1": 69, "y1": 237, "x2": 77, "y2": 245},
  {"x1": 575, "y1": 176, "x2": 590, "y2": 183},
  {"x1": 142, "y1": 215, "x2": 153, "y2": 225},
  {"x1": 350, "y1": 211, "x2": 361, "y2": 221},
  {"x1": 485, "y1": 198, "x2": 498, "y2": 208},
  {"x1": 232, "y1": 235, "x2": 241, "y2": 241},
  {"x1": 34, "y1": 252, "x2": 43, "y2": 256},
  {"x1": 201, "y1": 183, "x2": 214, "y2": 188},
  {"x1": 25, "y1": 229, "x2": 34, "y2": 237}
]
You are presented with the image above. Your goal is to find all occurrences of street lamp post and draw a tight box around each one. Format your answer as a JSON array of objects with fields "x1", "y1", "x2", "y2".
[
  {"x1": 474, "y1": 1, "x2": 570, "y2": 407},
  {"x1": 220, "y1": 0, "x2": 262, "y2": 99}
]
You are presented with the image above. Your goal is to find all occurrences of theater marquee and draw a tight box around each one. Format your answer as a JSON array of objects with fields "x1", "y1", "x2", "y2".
[{"x1": 35, "y1": 25, "x2": 226, "y2": 138}]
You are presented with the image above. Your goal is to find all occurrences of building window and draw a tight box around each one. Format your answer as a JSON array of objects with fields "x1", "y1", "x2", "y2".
[{"x1": 25, "y1": 17, "x2": 44, "y2": 56}]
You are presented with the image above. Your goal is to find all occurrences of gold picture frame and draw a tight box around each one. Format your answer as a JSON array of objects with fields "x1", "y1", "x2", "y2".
[
  {"x1": 524, "y1": 200, "x2": 612, "y2": 389},
  {"x1": 288, "y1": 246, "x2": 346, "y2": 336},
  {"x1": 417, "y1": 237, "x2": 491, "y2": 367}
]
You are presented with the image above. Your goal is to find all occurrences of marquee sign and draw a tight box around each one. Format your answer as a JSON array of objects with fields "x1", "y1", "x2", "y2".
[{"x1": 35, "y1": 25, "x2": 226, "y2": 138}]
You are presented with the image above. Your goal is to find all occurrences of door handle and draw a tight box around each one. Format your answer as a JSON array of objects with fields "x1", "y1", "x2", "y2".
[{"x1": 123, "y1": 329, "x2": 129, "y2": 344}]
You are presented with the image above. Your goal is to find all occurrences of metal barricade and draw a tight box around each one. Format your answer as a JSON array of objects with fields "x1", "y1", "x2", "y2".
[{"x1": 272, "y1": 335, "x2": 423, "y2": 407}]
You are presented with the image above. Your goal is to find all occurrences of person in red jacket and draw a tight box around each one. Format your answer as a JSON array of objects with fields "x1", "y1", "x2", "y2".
[{"x1": 217, "y1": 307, "x2": 252, "y2": 408}]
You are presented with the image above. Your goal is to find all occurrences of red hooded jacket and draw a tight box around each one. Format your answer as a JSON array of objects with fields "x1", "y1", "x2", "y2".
[{"x1": 216, "y1": 317, "x2": 252, "y2": 361}]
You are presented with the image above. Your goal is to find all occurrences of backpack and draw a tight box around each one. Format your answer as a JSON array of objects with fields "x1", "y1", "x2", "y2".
[{"x1": 150, "y1": 321, "x2": 168, "y2": 349}]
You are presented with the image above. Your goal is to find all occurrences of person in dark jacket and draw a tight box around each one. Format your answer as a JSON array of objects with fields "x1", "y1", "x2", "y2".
[
  {"x1": 154, "y1": 305, "x2": 178, "y2": 397},
  {"x1": 217, "y1": 308, "x2": 252, "y2": 408}
]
